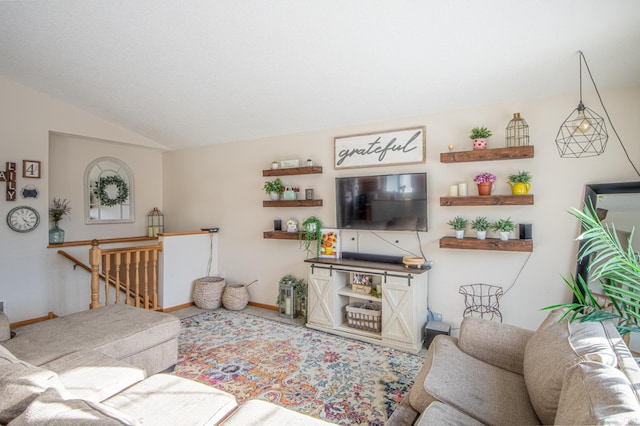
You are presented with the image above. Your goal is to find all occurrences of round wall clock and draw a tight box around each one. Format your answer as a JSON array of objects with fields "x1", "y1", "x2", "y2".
[{"x1": 7, "y1": 206, "x2": 40, "y2": 233}]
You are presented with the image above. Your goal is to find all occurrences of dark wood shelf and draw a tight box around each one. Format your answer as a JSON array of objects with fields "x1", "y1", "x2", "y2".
[
  {"x1": 440, "y1": 194, "x2": 534, "y2": 206},
  {"x1": 263, "y1": 199, "x2": 323, "y2": 207},
  {"x1": 440, "y1": 146, "x2": 534, "y2": 163},
  {"x1": 263, "y1": 166, "x2": 323, "y2": 177},
  {"x1": 439, "y1": 236, "x2": 533, "y2": 252},
  {"x1": 263, "y1": 231, "x2": 308, "y2": 240}
]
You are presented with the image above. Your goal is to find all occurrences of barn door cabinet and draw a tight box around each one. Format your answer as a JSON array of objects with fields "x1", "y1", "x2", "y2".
[{"x1": 305, "y1": 258, "x2": 429, "y2": 353}]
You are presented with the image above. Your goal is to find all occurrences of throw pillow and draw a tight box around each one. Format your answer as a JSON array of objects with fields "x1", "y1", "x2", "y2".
[
  {"x1": 555, "y1": 361, "x2": 640, "y2": 425},
  {"x1": 0, "y1": 347, "x2": 63, "y2": 424},
  {"x1": 523, "y1": 309, "x2": 617, "y2": 425}
]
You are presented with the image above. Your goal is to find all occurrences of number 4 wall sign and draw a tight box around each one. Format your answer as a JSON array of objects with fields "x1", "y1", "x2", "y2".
[{"x1": 0, "y1": 162, "x2": 17, "y2": 201}]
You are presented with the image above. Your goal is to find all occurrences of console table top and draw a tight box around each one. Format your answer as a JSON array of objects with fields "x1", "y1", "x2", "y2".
[{"x1": 304, "y1": 257, "x2": 430, "y2": 274}]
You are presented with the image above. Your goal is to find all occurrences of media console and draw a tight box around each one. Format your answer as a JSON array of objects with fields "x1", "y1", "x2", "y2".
[{"x1": 304, "y1": 257, "x2": 430, "y2": 353}]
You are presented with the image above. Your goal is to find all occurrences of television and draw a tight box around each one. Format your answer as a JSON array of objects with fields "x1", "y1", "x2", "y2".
[{"x1": 335, "y1": 172, "x2": 428, "y2": 231}]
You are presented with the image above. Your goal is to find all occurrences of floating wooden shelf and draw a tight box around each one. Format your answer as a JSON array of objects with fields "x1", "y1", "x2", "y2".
[
  {"x1": 263, "y1": 166, "x2": 323, "y2": 177},
  {"x1": 263, "y1": 231, "x2": 307, "y2": 240},
  {"x1": 440, "y1": 194, "x2": 534, "y2": 206},
  {"x1": 440, "y1": 146, "x2": 534, "y2": 163},
  {"x1": 263, "y1": 199, "x2": 323, "y2": 207},
  {"x1": 439, "y1": 236, "x2": 533, "y2": 252}
]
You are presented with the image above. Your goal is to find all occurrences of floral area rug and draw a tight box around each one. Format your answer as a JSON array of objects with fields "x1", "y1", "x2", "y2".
[{"x1": 173, "y1": 310, "x2": 423, "y2": 425}]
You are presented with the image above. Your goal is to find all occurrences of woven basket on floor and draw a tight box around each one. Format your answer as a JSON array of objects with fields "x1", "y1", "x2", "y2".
[
  {"x1": 193, "y1": 276, "x2": 226, "y2": 309},
  {"x1": 222, "y1": 284, "x2": 249, "y2": 311}
]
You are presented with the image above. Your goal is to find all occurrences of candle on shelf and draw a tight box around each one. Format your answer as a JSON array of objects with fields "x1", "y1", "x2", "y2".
[
  {"x1": 449, "y1": 185, "x2": 459, "y2": 196},
  {"x1": 458, "y1": 183, "x2": 467, "y2": 196}
]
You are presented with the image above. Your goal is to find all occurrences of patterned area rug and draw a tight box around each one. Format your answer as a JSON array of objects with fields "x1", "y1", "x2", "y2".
[{"x1": 173, "y1": 310, "x2": 423, "y2": 425}]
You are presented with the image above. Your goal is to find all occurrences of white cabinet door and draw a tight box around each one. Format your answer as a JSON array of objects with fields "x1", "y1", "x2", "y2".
[
  {"x1": 381, "y1": 276, "x2": 414, "y2": 344},
  {"x1": 308, "y1": 271, "x2": 335, "y2": 327}
]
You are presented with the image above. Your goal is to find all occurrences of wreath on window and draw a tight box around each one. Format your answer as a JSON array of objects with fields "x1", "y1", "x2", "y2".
[{"x1": 93, "y1": 175, "x2": 129, "y2": 207}]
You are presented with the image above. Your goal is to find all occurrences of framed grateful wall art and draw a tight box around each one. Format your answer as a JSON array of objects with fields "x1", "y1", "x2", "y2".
[{"x1": 334, "y1": 126, "x2": 426, "y2": 169}]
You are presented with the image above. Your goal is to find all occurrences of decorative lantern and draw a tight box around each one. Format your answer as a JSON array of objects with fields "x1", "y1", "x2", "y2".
[
  {"x1": 505, "y1": 112, "x2": 530, "y2": 147},
  {"x1": 147, "y1": 208, "x2": 164, "y2": 237},
  {"x1": 279, "y1": 281, "x2": 296, "y2": 319}
]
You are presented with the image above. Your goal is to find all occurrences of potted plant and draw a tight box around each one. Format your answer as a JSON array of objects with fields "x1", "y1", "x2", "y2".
[
  {"x1": 473, "y1": 172, "x2": 496, "y2": 196},
  {"x1": 471, "y1": 216, "x2": 491, "y2": 240},
  {"x1": 263, "y1": 178, "x2": 283, "y2": 200},
  {"x1": 271, "y1": 160, "x2": 279, "y2": 169},
  {"x1": 49, "y1": 197, "x2": 71, "y2": 244},
  {"x1": 491, "y1": 218, "x2": 515, "y2": 241},
  {"x1": 299, "y1": 216, "x2": 323, "y2": 257},
  {"x1": 507, "y1": 170, "x2": 532, "y2": 195},
  {"x1": 545, "y1": 202, "x2": 640, "y2": 337},
  {"x1": 470, "y1": 126, "x2": 493, "y2": 150},
  {"x1": 447, "y1": 216, "x2": 468, "y2": 239}
]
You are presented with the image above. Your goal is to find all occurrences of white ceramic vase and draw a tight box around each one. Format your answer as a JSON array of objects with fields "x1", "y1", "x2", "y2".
[
  {"x1": 455, "y1": 230, "x2": 465, "y2": 239},
  {"x1": 476, "y1": 230, "x2": 486, "y2": 240},
  {"x1": 270, "y1": 191, "x2": 280, "y2": 201},
  {"x1": 499, "y1": 231, "x2": 509, "y2": 241}
]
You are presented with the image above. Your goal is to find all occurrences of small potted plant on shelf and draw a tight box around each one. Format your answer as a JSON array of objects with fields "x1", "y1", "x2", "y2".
[
  {"x1": 49, "y1": 197, "x2": 71, "y2": 244},
  {"x1": 471, "y1": 216, "x2": 491, "y2": 240},
  {"x1": 263, "y1": 178, "x2": 283, "y2": 200},
  {"x1": 470, "y1": 126, "x2": 492, "y2": 150},
  {"x1": 473, "y1": 172, "x2": 496, "y2": 196},
  {"x1": 491, "y1": 218, "x2": 515, "y2": 241},
  {"x1": 299, "y1": 216, "x2": 323, "y2": 258},
  {"x1": 507, "y1": 170, "x2": 532, "y2": 195},
  {"x1": 447, "y1": 216, "x2": 468, "y2": 239}
]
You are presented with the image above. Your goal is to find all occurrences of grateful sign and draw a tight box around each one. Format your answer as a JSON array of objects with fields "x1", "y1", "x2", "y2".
[{"x1": 334, "y1": 126, "x2": 426, "y2": 169}]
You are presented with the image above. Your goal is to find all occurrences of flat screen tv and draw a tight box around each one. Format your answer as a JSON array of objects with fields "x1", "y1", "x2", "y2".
[{"x1": 336, "y1": 172, "x2": 427, "y2": 231}]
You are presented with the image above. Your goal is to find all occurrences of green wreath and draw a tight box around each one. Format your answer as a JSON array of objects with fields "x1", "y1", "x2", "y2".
[{"x1": 94, "y1": 175, "x2": 129, "y2": 207}]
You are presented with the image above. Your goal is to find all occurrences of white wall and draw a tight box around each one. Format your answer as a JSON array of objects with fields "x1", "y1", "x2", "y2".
[
  {"x1": 0, "y1": 75, "x2": 167, "y2": 322},
  {"x1": 163, "y1": 86, "x2": 640, "y2": 332}
]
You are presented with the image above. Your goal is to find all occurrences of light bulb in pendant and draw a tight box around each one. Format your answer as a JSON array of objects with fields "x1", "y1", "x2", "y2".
[{"x1": 573, "y1": 102, "x2": 592, "y2": 134}]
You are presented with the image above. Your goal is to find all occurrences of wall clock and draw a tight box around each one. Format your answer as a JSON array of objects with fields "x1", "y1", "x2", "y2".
[{"x1": 7, "y1": 206, "x2": 40, "y2": 233}]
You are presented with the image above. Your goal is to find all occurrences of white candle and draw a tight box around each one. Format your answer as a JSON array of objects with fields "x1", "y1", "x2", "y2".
[
  {"x1": 458, "y1": 183, "x2": 467, "y2": 196},
  {"x1": 285, "y1": 296, "x2": 291, "y2": 315},
  {"x1": 449, "y1": 185, "x2": 458, "y2": 196}
]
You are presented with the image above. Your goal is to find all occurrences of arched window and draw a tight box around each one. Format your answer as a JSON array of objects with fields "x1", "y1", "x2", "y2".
[{"x1": 84, "y1": 157, "x2": 134, "y2": 224}]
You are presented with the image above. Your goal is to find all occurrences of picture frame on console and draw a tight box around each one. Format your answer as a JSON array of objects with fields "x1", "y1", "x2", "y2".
[{"x1": 319, "y1": 228, "x2": 341, "y2": 259}]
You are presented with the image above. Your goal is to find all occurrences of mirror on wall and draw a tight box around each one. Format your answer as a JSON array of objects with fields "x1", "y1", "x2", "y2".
[
  {"x1": 576, "y1": 181, "x2": 640, "y2": 350},
  {"x1": 84, "y1": 157, "x2": 135, "y2": 224}
]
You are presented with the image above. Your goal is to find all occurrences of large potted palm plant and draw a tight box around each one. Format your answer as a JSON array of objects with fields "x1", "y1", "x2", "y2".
[{"x1": 546, "y1": 202, "x2": 640, "y2": 337}]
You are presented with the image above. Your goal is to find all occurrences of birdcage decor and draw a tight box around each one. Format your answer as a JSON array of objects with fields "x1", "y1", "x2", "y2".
[
  {"x1": 279, "y1": 281, "x2": 297, "y2": 319},
  {"x1": 147, "y1": 207, "x2": 164, "y2": 237},
  {"x1": 505, "y1": 112, "x2": 530, "y2": 147}
]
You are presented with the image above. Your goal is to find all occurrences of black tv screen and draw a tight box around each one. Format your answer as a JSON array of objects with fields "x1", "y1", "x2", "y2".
[{"x1": 336, "y1": 172, "x2": 428, "y2": 231}]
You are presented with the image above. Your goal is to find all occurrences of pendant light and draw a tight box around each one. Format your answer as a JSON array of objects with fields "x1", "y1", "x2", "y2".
[{"x1": 555, "y1": 51, "x2": 608, "y2": 158}]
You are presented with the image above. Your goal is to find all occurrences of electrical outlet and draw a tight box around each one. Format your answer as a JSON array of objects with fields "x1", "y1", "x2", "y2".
[{"x1": 0, "y1": 300, "x2": 6, "y2": 315}]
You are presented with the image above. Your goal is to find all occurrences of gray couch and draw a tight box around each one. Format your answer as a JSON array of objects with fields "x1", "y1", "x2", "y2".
[
  {"x1": 388, "y1": 309, "x2": 640, "y2": 425},
  {"x1": 0, "y1": 305, "x2": 330, "y2": 425}
]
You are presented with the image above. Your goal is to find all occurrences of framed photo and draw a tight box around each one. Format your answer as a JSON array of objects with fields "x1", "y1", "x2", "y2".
[
  {"x1": 334, "y1": 126, "x2": 426, "y2": 169},
  {"x1": 319, "y1": 228, "x2": 341, "y2": 259},
  {"x1": 23, "y1": 160, "x2": 41, "y2": 179}
]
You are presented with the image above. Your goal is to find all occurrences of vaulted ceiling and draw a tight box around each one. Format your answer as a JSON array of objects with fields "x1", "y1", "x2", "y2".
[{"x1": 1, "y1": 1, "x2": 639, "y2": 150}]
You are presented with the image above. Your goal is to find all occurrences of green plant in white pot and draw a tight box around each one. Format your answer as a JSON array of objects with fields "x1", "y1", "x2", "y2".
[
  {"x1": 491, "y1": 218, "x2": 515, "y2": 241},
  {"x1": 471, "y1": 216, "x2": 491, "y2": 240},
  {"x1": 299, "y1": 216, "x2": 322, "y2": 258},
  {"x1": 263, "y1": 178, "x2": 283, "y2": 200},
  {"x1": 448, "y1": 216, "x2": 468, "y2": 239}
]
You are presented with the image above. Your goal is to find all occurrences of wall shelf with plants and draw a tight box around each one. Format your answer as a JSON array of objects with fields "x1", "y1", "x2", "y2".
[
  {"x1": 263, "y1": 231, "x2": 310, "y2": 240},
  {"x1": 440, "y1": 194, "x2": 534, "y2": 206},
  {"x1": 440, "y1": 146, "x2": 534, "y2": 163},
  {"x1": 439, "y1": 236, "x2": 533, "y2": 252},
  {"x1": 262, "y1": 166, "x2": 323, "y2": 177},
  {"x1": 263, "y1": 200, "x2": 323, "y2": 207}
]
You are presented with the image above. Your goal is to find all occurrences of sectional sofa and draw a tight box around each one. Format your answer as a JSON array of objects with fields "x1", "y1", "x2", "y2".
[{"x1": 0, "y1": 305, "x2": 330, "y2": 425}]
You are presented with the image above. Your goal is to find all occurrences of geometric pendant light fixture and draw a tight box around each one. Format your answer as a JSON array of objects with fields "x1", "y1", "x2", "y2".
[{"x1": 555, "y1": 51, "x2": 608, "y2": 158}]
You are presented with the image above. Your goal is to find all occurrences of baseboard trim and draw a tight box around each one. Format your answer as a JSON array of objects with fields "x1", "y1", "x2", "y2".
[
  {"x1": 11, "y1": 312, "x2": 58, "y2": 328},
  {"x1": 162, "y1": 301, "x2": 195, "y2": 313},
  {"x1": 248, "y1": 301, "x2": 277, "y2": 311}
]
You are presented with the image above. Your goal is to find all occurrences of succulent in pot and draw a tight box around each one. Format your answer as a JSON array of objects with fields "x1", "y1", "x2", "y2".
[
  {"x1": 491, "y1": 218, "x2": 515, "y2": 241},
  {"x1": 471, "y1": 216, "x2": 491, "y2": 240},
  {"x1": 447, "y1": 215, "x2": 468, "y2": 239},
  {"x1": 470, "y1": 126, "x2": 492, "y2": 150},
  {"x1": 507, "y1": 170, "x2": 532, "y2": 195},
  {"x1": 263, "y1": 178, "x2": 283, "y2": 200}
]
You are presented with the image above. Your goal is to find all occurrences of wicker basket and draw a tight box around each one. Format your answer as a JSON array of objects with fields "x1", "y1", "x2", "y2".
[
  {"x1": 193, "y1": 276, "x2": 226, "y2": 309},
  {"x1": 345, "y1": 302, "x2": 382, "y2": 332},
  {"x1": 222, "y1": 284, "x2": 249, "y2": 311}
]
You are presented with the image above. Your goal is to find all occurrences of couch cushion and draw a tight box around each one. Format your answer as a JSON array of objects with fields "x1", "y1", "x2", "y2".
[
  {"x1": 104, "y1": 373, "x2": 237, "y2": 426},
  {"x1": 220, "y1": 399, "x2": 332, "y2": 425},
  {"x1": 416, "y1": 402, "x2": 485, "y2": 426},
  {"x1": 422, "y1": 335, "x2": 539, "y2": 425},
  {"x1": 7, "y1": 388, "x2": 133, "y2": 426},
  {"x1": 0, "y1": 312, "x2": 10, "y2": 342},
  {"x1": 0, "y1": 345, "x2": 63, "y2": 424},
  {"x1": 3, "y1": 305, "x2": 180, "y2": 368},
  {"x1": 42, "y1": 350, "x2": 146, "y2": 402},
  {"x1": 555, "y1": 361, "x2": 640, "y2": 425},
  {"x1": 523, "y1": 309, "x2": 618, "y2": 425}
]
